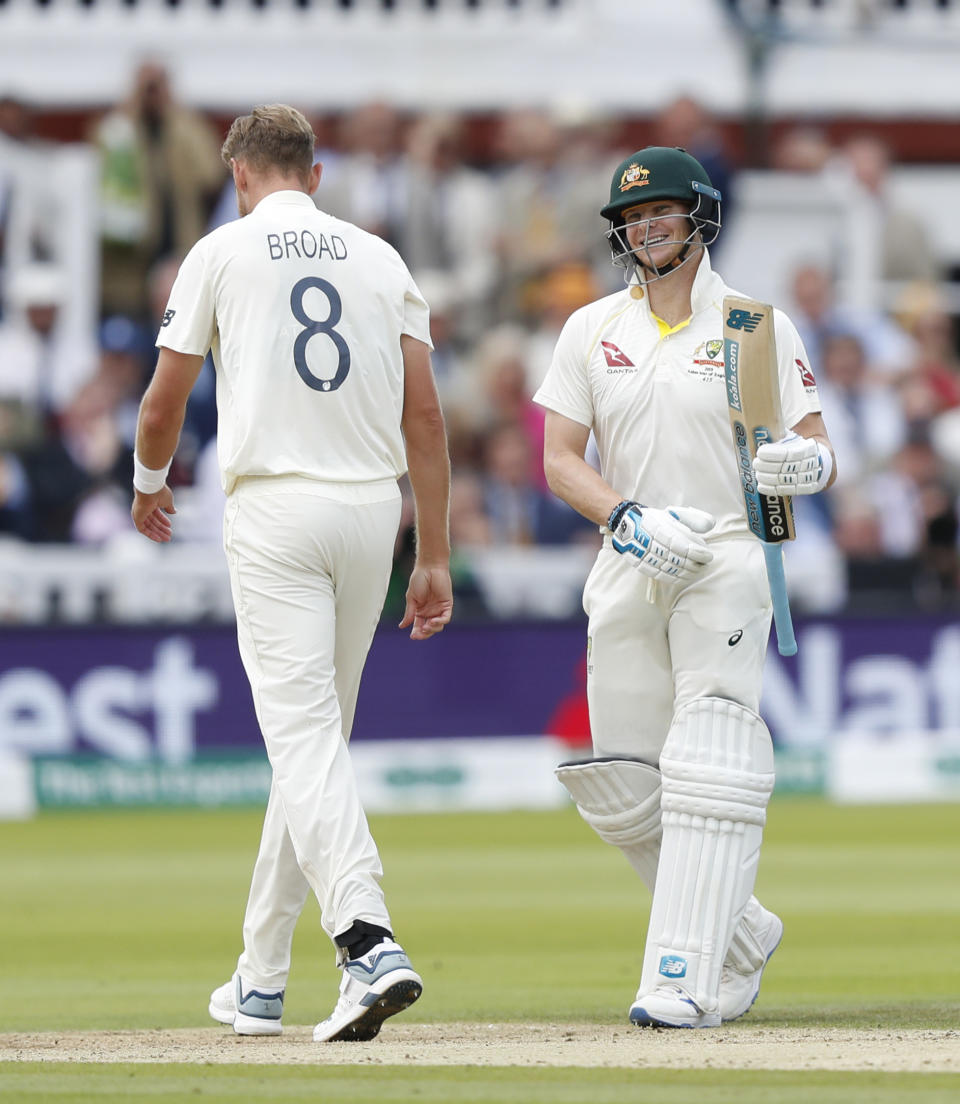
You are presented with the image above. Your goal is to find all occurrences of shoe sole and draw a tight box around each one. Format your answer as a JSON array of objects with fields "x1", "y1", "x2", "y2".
[
  {"x1": 234, "y1": 1009, "x2": 283, "y2": 1036},
  {"x1": 629, "y1": 1005, "x2": 720, "y2": 1029},
  {"x1": 317, "y1": 977, "x2": 423, "y2": 1043},
  {"x1": 208, "y1": 1000, "x2": 235, "y2": 1027},
  {"x1": 722, "y1": 917, "x2": 785, "y2": 1024}
]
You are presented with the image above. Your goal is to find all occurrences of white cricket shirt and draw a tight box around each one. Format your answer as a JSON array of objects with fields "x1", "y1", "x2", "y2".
[
  {"x1": 157, "y1": 190, "x2": 432, "y2": 493},
  {"x1": 533, "y1": 252, "x2": 821, "y2": 541}
]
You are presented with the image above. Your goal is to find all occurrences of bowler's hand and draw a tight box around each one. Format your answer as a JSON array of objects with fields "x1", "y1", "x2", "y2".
[
  {"x1": 132, "y1": 486, "x2": 176, "y2": 543},
  {"x1": 400, "y1": 564, "x2": 453, "y2": 640}
]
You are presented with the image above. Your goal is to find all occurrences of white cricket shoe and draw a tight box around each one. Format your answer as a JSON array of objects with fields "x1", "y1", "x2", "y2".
[
  {"x1": 719, "y1": 909, "x2": 784, "y2": 1022},
  {"x1": 629, "y1": 983, "x2": 721, "y2": 1029},
  {"x1": 313, "y1": 939, "x2": 422, "y2": 1042},
  {"x1": 208, "y1": 974, "x2": 284, "y2": 1036}
]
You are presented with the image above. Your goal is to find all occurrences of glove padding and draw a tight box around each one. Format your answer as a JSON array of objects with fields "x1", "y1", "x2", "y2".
[
  {"x1": 753, "y1": 430, "x2": 830, "y2": 496},
  {"x1": 609, "y1": 502, "x2": 715, "y2": 583}
]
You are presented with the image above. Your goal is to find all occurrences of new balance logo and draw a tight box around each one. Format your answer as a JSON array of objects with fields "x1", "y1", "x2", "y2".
[
  {"x1": 161, "y1": 309, "x2": 176, "y2": 327},
  {"x1": 725, "y1": 308, "x2": 763, "y2": 332},
  {"x1": 601, "y1": 341, "x2": 634, "y2": 367},
  {"x1": 659, "y1": 955, "x2": 687, "y2": 978}
]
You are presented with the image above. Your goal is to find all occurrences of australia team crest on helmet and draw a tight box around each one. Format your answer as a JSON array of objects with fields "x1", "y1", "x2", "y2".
[{"x1": 619, "y1": 163, "x2": 650, "y2": 194}]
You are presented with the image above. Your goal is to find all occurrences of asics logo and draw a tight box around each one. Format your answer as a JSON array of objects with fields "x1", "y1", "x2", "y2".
[{"x1": 728, "y1": 630, "x2": 743, "y2": 646}]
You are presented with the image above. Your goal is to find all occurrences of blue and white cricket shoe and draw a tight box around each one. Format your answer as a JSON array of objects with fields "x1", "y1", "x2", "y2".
[
  {"x1": 313, "y1": 939, "x2": 423, "y2": 1042},
  {"x1": 719, "y1": 909, "x2": 784, "y2": 1022},
  {"x1": 208, "y1": 974, "x2": 285, "y2": 1036},
  {"x1": 629, "y1": 984, "x2": 721, "y2": 1029}
]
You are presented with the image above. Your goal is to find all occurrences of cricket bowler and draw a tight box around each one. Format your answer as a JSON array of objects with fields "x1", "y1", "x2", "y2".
[
  {"x1": 132, "y1": 105, "x2": 452, "y2": 1042},
  {"x1": 533, "y1": 146, "x2": 837, "y2": 1027}
]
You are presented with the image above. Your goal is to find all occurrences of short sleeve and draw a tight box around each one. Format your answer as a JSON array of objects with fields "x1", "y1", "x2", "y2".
[
  {"x1": 155, "y1": 240, "x2": 216, "y2": 356},
  {"x1": 401, "y1": 275, "x2": 434, "y2": 350},
  {"x1": 775, "y1": 310, "x2": 822, "y2": 430},
  {"x1": 533, "y1": 309, "x2": 594, "y2": 428}
]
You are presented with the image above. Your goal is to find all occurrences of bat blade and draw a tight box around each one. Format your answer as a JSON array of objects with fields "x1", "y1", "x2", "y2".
[{"x1": 723, "y1": 295, "x2": 798, "y2": 657}]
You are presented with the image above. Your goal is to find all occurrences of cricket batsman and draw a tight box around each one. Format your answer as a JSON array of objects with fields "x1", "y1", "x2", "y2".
[{"x1": 533, "y1": 146, "x2": 837, "y2": 1026}]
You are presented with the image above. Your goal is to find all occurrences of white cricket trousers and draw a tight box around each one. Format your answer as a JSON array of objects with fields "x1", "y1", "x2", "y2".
[
  {"x1": 584, "y1": 537, "x2": 772, "y2": 763},
  {"x1": 223, "y1": 475, "x2": 402, "y2": 988}
]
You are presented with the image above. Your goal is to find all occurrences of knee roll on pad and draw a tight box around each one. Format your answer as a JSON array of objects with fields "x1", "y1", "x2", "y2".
[
  {"x1": 659, "y1": 697, "x2": 775, "y2": 824},
  {"x1": 555, "y1": 757, "x2": 661, "y2": 849},
  {"x1": 639, "y1": 697, "x2": 775, "y2": 1013}
]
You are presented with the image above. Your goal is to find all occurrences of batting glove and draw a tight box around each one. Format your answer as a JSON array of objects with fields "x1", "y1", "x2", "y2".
[
  {"x1": 608, "y1": 501, "x2": 715, "y2": 583},
  {"x1": 753, "y1": 431, "x2": 833, "y2": 496}
]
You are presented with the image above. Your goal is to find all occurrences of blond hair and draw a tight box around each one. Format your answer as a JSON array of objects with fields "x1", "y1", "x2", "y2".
[{"x1": 221, "y1": 104, "x2": 316, "y2": 183}]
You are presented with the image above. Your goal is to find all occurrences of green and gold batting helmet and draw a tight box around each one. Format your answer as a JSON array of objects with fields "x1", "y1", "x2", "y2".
[{"x1": 600, "y1": 146, "x2": 722, "y2": 244}]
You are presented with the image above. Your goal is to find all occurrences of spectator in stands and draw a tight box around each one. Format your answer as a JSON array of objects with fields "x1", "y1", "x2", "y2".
[
  {"x1": 816, "y1": 331, "x2": 908, "y2": 485},
  {"x1": 91, "y1": 61, "x2": 224, "y2": 321},
  {"x1": 493, "y1": 108, "x2": 610, "y2": 321},
  {"x1": 894, "y1": 283, "x2": 960, "y2": 422},
  {"x1": 0, "y1": 262, "x2": 97, "y2": 424},
  {"x1": 315, "y1": 101, "x2": 406, "y2": 242},
  {"x1": 449, "y1": 469, "x2": 493, "y2": 547},
  {"x1": 524, "y1": 260, "x2": 602, "y2": 394},
  {"x1": 480, "y1": 420, "x2": 594, "y2": 547},
  {"x1": 868, "y1": 431, "x2": 953, "y2": 560},
  {"x1": 769, "y1": 124, "x2": 834, "y2": 174},
  {"x1": 468, "y1": 324, "x2": 545, "y2": 483},
  {"x1": 0, "y1": 95, "x2": 70, "y2": 322},
  {"x1": 838, "y1": 134, "x2": 941, "y2": 287},
  {"x1": 788, "y1": 260, "x2": 914, "y2": 376},
  {"x1": 654, "y1": 95, "x2": 737, "y2": 240},
  {"x1": 395, "y1": 113, "x2": 499, "y2": 343}
]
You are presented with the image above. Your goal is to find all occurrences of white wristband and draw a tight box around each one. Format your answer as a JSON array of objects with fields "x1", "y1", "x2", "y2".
[
  {"x1": 133, "y1": 453, "x2": 172, "y2": 495},
  {"x1": 815, "y1": 441, "x2": 834, "y2": 491}
]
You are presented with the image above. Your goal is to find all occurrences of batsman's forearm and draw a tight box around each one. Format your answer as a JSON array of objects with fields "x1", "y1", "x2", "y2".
[
  {"x1": 406, "y1": 422, "x2": 451, "y2": 564},
  {"x1": 544, "y1": 450, "x2": 622, "y2": 528}
]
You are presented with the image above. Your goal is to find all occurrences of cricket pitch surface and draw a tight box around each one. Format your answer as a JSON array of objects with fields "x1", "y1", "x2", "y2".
[{"x1": 1, "y1": 1024, "x2": 957, "y2": 1071}]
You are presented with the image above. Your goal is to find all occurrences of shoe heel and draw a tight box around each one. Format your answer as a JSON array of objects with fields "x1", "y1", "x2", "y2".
[{"x1": 234, "y1": 1010, "x2": 283, "y2": 1036}]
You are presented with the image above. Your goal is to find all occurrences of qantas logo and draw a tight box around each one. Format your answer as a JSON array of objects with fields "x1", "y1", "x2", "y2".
[
  {"x1": 601, "y1": 341, "x2": 634, "y2": 367},
  {"x1": 796, "y1": 358, "x2": 817, "y2": 388}
]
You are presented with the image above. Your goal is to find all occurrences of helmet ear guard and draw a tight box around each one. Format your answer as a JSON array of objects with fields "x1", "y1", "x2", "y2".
[{"x1": 689, "y1": 180, "x2": 722, "y2": 246}]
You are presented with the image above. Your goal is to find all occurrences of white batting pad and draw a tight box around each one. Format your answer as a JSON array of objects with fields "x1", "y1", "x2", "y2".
[
  {"x1": 555, "y1": 758, "x2": 662, "y2": 889},
  {"x1": 638, "y1": 697, "x2": 775, "y2": 1013}
]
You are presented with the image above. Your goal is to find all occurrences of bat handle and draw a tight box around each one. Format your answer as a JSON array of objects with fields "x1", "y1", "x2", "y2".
[{"x1": 761, "y1": 542, "x2": 798, "y2": 657}]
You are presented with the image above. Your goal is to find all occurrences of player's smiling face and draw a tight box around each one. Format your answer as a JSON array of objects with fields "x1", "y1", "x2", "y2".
[{"x1": 622, "y1": 199, "x2": 692, "y2": 267}]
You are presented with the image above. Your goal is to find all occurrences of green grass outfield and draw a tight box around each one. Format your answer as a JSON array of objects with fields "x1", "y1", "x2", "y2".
[{"x1": 2, "y1": 798, "x2": 959, "y2": 1101}]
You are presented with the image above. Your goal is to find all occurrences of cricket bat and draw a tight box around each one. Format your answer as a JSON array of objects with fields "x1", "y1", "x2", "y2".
[{"x1": 723, "y1": 295, "x2": 798, "y2": 657}]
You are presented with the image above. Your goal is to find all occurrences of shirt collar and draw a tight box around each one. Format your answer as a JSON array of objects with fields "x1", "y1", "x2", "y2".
[
  {"x1": 252, "y1": 190, "x2": 316, "y2": 212},
  {"x1": 690, "y1": 248, "x2": 724, "y2": 312}
]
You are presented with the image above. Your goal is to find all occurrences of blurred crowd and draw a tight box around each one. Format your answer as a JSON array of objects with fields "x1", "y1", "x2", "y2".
[{"x1": 1, "y1": 65, "x2": 959, "y2": 614}]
